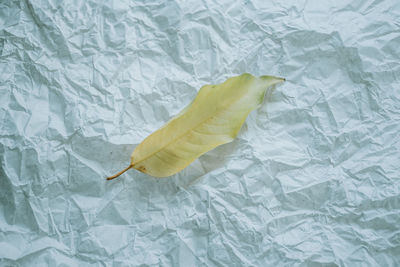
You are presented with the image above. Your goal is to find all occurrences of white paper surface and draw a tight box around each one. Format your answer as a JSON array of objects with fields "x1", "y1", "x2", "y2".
[{"x1": 1, "y1": 0, "x2": 400, "y2": 266}]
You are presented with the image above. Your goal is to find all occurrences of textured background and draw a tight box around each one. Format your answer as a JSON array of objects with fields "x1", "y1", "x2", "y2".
[{"x1": 1, "y1": 0, "x2": 400, "y2": 266}]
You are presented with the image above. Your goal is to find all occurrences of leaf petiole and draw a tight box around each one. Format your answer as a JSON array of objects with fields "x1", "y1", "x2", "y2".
[{"x1": 106, "y1": 165, "x2": 133, "y2": 180}]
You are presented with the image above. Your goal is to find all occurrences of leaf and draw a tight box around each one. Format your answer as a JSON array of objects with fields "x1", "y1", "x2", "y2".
[{"x1": 107, "y1": 73, "x2": 284, "y2": 179}]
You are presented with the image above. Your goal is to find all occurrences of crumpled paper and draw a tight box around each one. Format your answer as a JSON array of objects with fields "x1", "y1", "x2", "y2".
[{"x1": 1, "y1": 0, "x2": 400, "y2": 266}]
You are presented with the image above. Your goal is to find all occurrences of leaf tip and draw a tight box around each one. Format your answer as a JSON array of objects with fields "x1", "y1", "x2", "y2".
[{"x1": 259, "y1": 75, "x2": 286, "y2": 87}]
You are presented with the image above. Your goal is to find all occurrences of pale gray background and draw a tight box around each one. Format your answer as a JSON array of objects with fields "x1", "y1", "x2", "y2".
[{"x1": 1, "y1": 0, "x2": 400, "y2": 266}]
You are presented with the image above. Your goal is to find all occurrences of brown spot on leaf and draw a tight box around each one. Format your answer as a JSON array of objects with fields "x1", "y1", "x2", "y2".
[{"x1": 137, "y1": 165, "x2": 146, "y2": 172}]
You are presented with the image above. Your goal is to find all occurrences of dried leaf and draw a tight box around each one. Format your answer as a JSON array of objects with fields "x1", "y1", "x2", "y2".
[{"x1": 107, "y1": 73, "x2": 284, "y2": 179}]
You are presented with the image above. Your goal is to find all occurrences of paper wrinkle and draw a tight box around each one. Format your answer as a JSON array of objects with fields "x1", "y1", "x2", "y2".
[{"x1": 1, "y1": 0, "x2": 400, "y2": 266}]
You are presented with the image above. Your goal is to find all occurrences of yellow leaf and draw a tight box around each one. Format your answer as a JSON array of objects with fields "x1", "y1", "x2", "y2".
[{"x1": 107, "y1": 73, "x2": 284, "y2": 179}]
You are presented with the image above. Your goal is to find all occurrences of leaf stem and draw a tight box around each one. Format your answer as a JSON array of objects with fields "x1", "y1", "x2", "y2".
[{"x1": 107, "y1": 165, "x2": 133, "y2": 180}]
